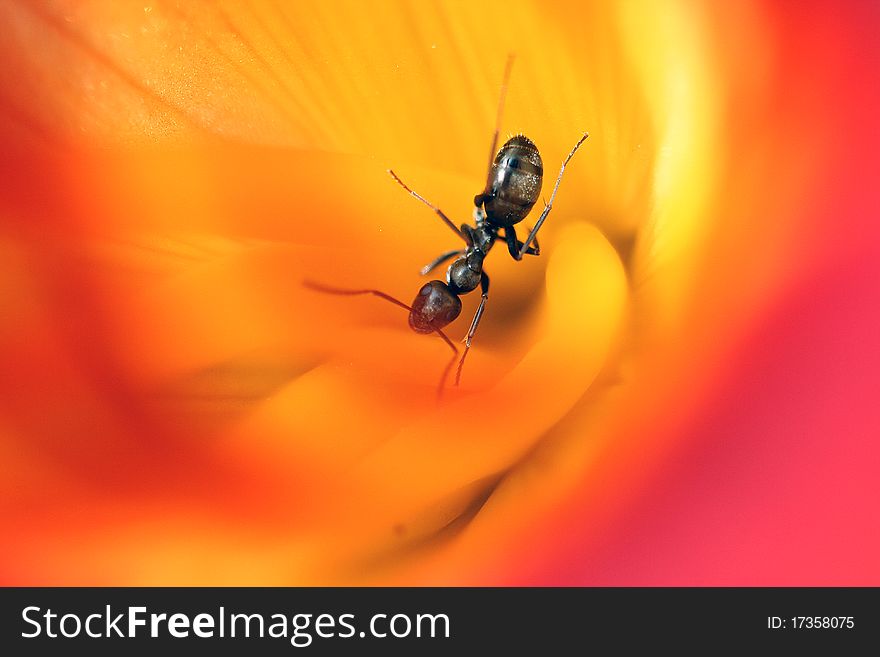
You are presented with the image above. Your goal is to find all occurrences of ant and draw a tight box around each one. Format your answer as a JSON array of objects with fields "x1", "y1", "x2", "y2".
[{"x1": 306, "y1": 56, "x2": 588, "y2": 394}]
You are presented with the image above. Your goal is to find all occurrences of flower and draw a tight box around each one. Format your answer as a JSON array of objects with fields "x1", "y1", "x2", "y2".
[{"x1": 1, "y1": 1, "x2": 877, "y2": 585}]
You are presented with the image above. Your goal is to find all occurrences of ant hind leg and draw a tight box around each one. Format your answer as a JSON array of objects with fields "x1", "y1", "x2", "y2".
[
  {"x1": 387, "y1": 170, "x2": 467, "y2": 243},
  {"x1": 504, "y1": 225, "x2": 539, "y2": 261},
  {"x1": 478, "y1": 54, "x2": 516, "y2": 202},
  {"x1": 517, "y1": 132, "x2": 589, "y2": 259}
]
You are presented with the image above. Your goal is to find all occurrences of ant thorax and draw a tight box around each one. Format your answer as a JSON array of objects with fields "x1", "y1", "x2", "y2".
[
  {"x1": 472, "y1": 225, "x2": 497, "y2": 255},
  {"x1": 473, "y1": 205, "x2": 487, "y2": 225}
]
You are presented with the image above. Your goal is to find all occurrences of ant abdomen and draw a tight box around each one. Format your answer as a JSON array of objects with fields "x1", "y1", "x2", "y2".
[
  {"x1": 408, "y1": 281, "x2": 462, "y2": 334},
  {"x1": 483, "y1": 134, "x2": 544, "y2": 227}
]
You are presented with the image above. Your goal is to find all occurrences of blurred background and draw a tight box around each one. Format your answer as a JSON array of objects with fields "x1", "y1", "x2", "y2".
[{"x1": 0, "y1": 0, "x2": 877, "y2": 584}]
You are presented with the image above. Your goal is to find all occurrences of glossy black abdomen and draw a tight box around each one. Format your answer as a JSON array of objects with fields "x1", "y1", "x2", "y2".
[{"x1": 483, "y1": 135, "x2": 543, "y2": 227}]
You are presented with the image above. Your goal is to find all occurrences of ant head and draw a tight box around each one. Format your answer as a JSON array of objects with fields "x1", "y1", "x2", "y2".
[{"x1": 408, "y1": 281, "x2": 462, "y2": 334}]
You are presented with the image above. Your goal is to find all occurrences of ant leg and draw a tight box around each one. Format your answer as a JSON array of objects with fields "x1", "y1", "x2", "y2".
[
  {"x1": 530, "y1": 229, "x2": 540, "y2": 255},
  {"x1": 387, "y1": 170, "x2": 467, "y2": 243},
  {"x1": 303, "y1": 280, "x2": 459, "y2": 395},
  {"x1": 504, "y1": 228, "x2": 519, "y2": 259},
  {"x1": 504, "y1": 225, "x2": 539, "y2": 261},
  {"x1": 460, "y1": 224, "x2": 477, "y2": 247},
  {"x1": 477, "y1": 54, "x2": 515, "y2": 204},
  {"x1": 420, "y1": 249, "x2": 463, "y2": 276},
  {"x1": 518, "y1": 132, "x2": 589, "y2": 259},
  {"x1": 455, "y1": 272, "x2": 490, "y2": 386}
]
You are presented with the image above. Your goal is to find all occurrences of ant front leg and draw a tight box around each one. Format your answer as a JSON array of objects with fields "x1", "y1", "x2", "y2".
[
  {"x1": 420, "y1": 249, "x2": 463, "y2": 276},
  {"x1": 455, "y1": 271, "x2": 490, "y2": 385},
  {"x1": 503, "y1": 225, "x2": 540, "y2": 261}
]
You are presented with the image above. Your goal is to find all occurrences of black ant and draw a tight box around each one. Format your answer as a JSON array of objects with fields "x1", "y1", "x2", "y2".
[{"x1": 306, "y1": 56, "x2": 588, "y2": 393}]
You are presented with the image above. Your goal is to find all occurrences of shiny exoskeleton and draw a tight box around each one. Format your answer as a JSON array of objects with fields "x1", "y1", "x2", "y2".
[
  {"x1": 403, "y1": 134, "x2": 546, "y2": 344},
  {"x1": 397, "y1": 123, "x2": 587, "y2": 386},
  {"x1": 306, "y1": 56, "x2": 588, "y2": 392}
]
